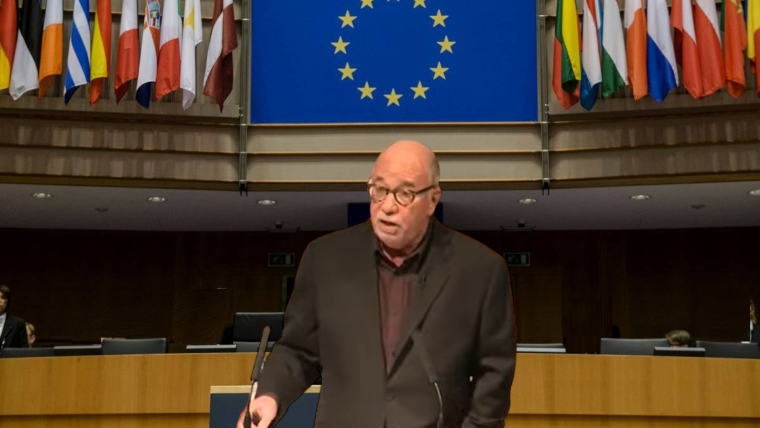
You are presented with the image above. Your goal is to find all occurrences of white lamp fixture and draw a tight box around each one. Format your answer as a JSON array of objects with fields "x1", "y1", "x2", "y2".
[
  {"x1": 31, "y1": 193, "x2": 53, "y2": 199},
  {"x1": 147, "y1": 196, "x2": 167, "y2": 203},
  {"x1": 630, "y1": 195, "x2": 651, "y2": 201},
  {"x1": 518, "y1": 198, "x2": 537, "y2": 205},
  {"x1": 257, "y1": 199, "x2": 277, "y2": 206}
]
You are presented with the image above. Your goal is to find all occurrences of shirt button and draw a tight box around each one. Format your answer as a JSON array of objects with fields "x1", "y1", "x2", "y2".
[{"x1": 385, "y1": 392, "x2": 394, "y2": 401}]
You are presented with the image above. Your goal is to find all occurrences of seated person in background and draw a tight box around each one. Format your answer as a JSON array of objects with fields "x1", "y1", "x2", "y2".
[
  {"x1": 751, "y1": 299, "x2": 757, "y2": 343},
  {"x1": 666, "y1": 330, "x2": 690, "y2": 347},
  {"x1": 26, "y1": 322, "x2": 36, "y2": 347},
  {"x1": 0, "y1": 285, "x2": 30, "y2": 349}
]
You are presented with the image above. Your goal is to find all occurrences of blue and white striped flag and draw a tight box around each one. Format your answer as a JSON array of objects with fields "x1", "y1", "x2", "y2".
[{"x1": 64, "y1": 0, "x2": 91, "y2": 104}]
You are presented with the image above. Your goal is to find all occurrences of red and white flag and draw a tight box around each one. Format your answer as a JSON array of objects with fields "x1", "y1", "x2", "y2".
[
  {"x1": 203, "y1": 0, "x2": 237, "y2": 111},
  {"x1": 693, "y1": 0, "x2": 725, "y2": 96},
  {"x1": 114, "y1": 0, "x2": 138, "y2": 103},
  {"x1": 672, "y1": 0, "x2": 704, "y2": 98},
  {"x1": 155, "y1": 0, "x2": 181, "y2": 100}
]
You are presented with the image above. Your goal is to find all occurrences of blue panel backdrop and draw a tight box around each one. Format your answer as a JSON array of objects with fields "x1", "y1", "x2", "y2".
[{"x1": 250, "y1": 0, "x2": 537, "y2": 124}]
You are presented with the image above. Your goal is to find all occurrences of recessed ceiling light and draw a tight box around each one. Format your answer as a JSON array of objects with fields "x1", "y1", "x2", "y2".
[
  {"x1": 95, "y1": 208, "x2": 110, "y2": 213},
  {"x1": 147, "y1": 196, "x2": 167, "y2": 203},
  {"x1": 518, "y1": 198, "x2": 537, "y2": 205},
  {"x1": 31, "y1": 193, "x2": 52, "y2": 199},
  {"x1": 749, "y1": 190, "x2": 760, "y2": 196},
  {"x1": 691, "y1": 204, "x2": 705, "y2": 210},
  {"x1": 258, "y1": 199, "x2": 277, "y2": 206},
  {"x1": 630, "y1": 194, "x2": 651, "y2": 201}
]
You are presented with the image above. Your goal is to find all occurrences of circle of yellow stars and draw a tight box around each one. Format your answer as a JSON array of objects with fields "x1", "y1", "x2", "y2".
[{"x1": 331, "y1": 0, "x2": 455, "y2": 107}]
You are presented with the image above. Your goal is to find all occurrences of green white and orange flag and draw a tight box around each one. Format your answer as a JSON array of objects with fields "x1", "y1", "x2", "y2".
[
  {"x1": 552, "y1": 0, "x2": 581, "y2": 109},
  {"x1": 38, "y1": 0, "x2": 63, "y2": 97}
]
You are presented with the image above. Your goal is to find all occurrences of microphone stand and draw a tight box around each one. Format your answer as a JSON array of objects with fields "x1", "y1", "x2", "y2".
[{"x1": 244, "y1": 326, "x2": 271, "y2": 427}]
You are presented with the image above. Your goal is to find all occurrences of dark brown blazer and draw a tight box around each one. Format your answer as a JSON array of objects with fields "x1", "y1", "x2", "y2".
[{"x1": 257, "y1": 220, "x2": 516, "y2": 428}]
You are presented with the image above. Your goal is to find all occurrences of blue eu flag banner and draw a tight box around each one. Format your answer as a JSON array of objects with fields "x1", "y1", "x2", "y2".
[{"x1": 250, "y1": 0, "x2": 537, "y2": 124}]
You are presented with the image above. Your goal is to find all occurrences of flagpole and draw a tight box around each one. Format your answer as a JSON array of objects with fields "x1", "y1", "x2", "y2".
[
  {"x1": 239, "y1": 0, "x2": 250, "y2": 196},
  {"x1": 537, "y1": 0, "x2": 551, "y2": 195}
]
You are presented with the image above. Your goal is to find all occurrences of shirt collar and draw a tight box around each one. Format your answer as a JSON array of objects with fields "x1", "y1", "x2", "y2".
[{"x1": 0, "y1": 313, "x2": 6, "y2": 323}]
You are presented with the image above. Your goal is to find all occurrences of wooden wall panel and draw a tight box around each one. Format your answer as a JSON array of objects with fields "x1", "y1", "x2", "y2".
[{"x1": 0, "y1": 227, "x2": 757, "y2": 353}]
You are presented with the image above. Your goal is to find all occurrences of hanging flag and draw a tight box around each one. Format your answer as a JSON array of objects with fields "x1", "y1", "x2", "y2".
[
  {"x1": 203, "y1": 0, "x2": 238, "y2": 111},
  {"x1": 722, "y1": 0, "x2": 747, "y2": 98},
  {"x1": 672, "y1": 0, "x2": 704, "y2": 98},
  {"x1": 135, "y1": 0, "x2": 162, "y2": 108},
  {"x1": 748, "y1": 0, "x2": 760, "y2": 96},
  {"x1": 694, "y1": 0, "x2": 726, "y2": 97},
  {"x1": 64, "y1": 0, "x2": 91, "y2": 104},
  {"x1": 38, "y1": 0, "x2": 62, "y2": 97},
  {"x1": 155, "y1": 0, "x2": 181, "y2": 100},
  {"x1": 646, "y1": 0, "x2": 678, "y2": 103},
  {"x1": 601, "y1": 0, "x2": 628, "y2": 98},
  {"x1": 180, "y1": 0, "x2": 202, "y2": 109},
  {"x1": 89, "y1": 0, "x2": 112, "y2": 104},
  {"x1": 0, "y1": 0, "x2": 17, "y2": 92},
  {"x1": 552, "y1": 0, "x2": 581, "y2": 109},
  {"x1": 625, "y1": 0, "x2": 648, "y2": 100},
  {"x1": 114, "y1": 0, "x2": 138, "y2": 103},
  {"x1": 9, "y1": 0, "x2": 43, "y2": 99},
  {"x1": 580, "y1": 0, "x2": 602, "y2": 110}
]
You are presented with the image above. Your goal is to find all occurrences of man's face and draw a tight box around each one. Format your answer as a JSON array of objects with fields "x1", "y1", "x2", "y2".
[
  {"x1": 0, "y1": 292, "x2": 7, "y2": 315},
  {"x1": 369, "y1": 150, "x2": 440, "y2": 252}
]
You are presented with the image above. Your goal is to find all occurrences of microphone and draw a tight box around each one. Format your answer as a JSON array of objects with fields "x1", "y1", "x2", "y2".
[
  {"x1": 411, "y1": 329, "x2": 443, "y2": 428},
  {"x1": 244, "y1": 326, "x2": 271, "y2": 427},
  {"x1": 0, "y1": 338, "x2": 5, "y2": 357}
]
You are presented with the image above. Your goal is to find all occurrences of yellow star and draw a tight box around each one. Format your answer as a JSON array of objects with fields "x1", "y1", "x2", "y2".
[
  {"x1": 384, "y1": 89, "x2": 403, "y2": 106},
  {"x1": 410, "y1": 81, "x2": 429, "y2": 99},
  {"x1": 437, "y1": 36, "x2": 456, "y2": 54},
  {"x1": 430, "y1": 10, "x2": 448, "y2": 27},
  {"x1": 413, "y1": 0, "x2": 426, "y2": 8},
  {"x1": 430, "y1": 62, "x2": 449, "y2": 80},
  {"x1": 358, "y1": 82, "x2": 376, "y2": 99},
  {"x1": 360, "y1": 0, "x2": 373, "y2": 8},
  {"x1": 338, "y1": 63, "x2": 357, "y2": 80},
  {"x1": 332, "y1": 37, "x2": 350, "y2": 54},
  {"x1": 339, "y1": 11, "x2": 357, "y2": 28}
]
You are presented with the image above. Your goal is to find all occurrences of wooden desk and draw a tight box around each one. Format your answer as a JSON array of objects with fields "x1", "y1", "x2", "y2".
[{"x1": 1, "y1": 353, "x2": 758, "y2": 427}]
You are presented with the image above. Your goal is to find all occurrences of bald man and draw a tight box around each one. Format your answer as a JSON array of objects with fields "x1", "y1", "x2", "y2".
[{"x1": 239, "y1": 141, "x2": 515, "y2": 428}]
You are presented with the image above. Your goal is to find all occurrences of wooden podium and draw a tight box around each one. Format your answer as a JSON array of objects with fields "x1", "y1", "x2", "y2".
[{"x1": 1, "y1": 353, "x2": 758, "y2": 427}]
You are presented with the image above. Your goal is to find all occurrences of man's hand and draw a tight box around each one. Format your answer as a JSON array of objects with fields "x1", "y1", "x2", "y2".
[{"x1": 236, "y1": 395, "x2": 277, "y2": 428}]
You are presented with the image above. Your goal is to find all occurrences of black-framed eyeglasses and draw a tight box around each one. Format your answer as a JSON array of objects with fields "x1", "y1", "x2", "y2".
[{"x1": 367, "y1": 183, "x2": 436, "y2": 207}]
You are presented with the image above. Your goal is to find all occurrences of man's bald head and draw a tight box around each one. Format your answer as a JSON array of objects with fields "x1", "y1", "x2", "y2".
[
  {"x1": 375, "y1": 140, "x2": 440, "y2": 185},
  {"x1": 368, "y1": 140, "x2": 442, "y2": 258}
]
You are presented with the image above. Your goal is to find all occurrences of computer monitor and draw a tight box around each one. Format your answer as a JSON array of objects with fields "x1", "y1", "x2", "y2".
[
  {"x1": 233, "y1": 312, "x2": 284, "y2": 343},
  {"x1": 53, "y1": 345, "x2": 102, "y2": 357},
  {"x1": 600, "y1": 338, "x2": 670, "y2": 356},
  {"x1": 696, "y1": 341, "x2": 760, "y2": 359},
  {"x1": 186, "y1": 344, "x2": 237, "y2": 353},
  {"x1": 653, "y1": 347, "x2": 705, "y2": 357}
]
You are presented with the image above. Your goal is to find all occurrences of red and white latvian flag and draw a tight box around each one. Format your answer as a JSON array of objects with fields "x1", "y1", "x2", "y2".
[
  {"x1": 203, "y1": 0, "x2": 237, "y2": 111},
  {"x1": 155, "y1": 0, "x2": 181, "y2": 100}
]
